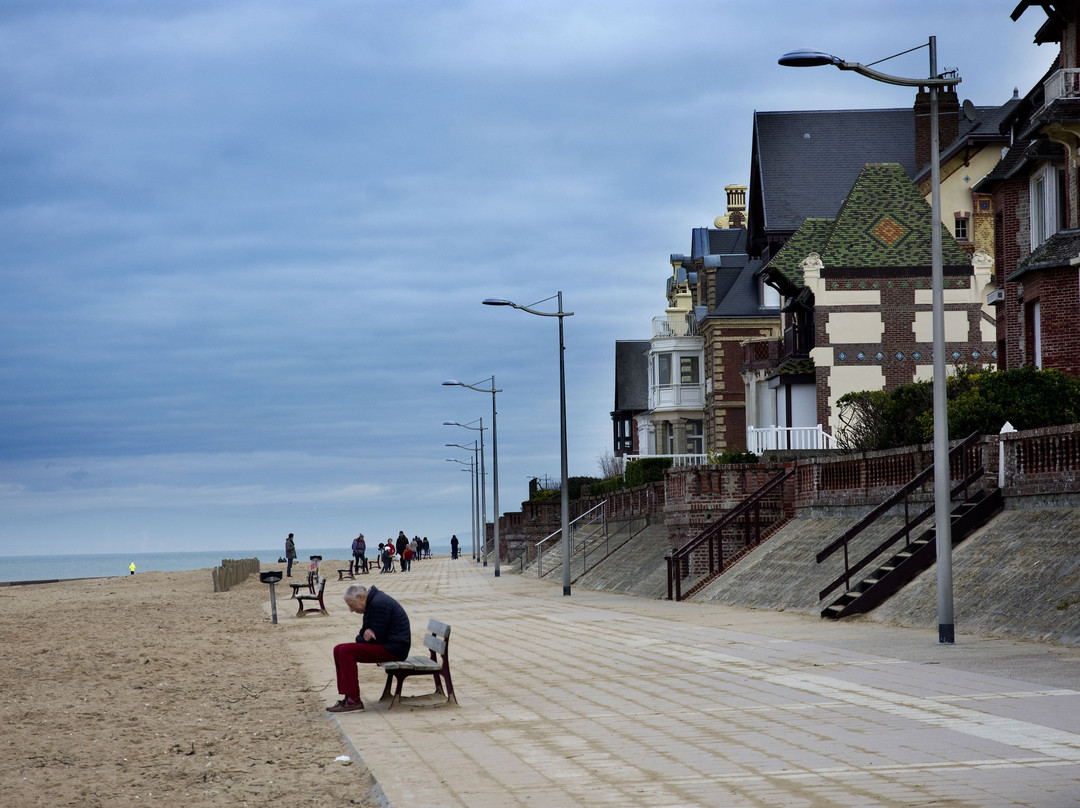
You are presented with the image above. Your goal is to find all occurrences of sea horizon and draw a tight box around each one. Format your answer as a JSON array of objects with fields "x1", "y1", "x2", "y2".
[{"x1": 0, "y1": 541, "x2": 456, "y2": 584}]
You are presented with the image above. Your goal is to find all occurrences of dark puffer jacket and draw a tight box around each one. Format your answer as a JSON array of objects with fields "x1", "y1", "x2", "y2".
[{"x1": 357, "y1": 586, "x2": 411, "y2": 660}]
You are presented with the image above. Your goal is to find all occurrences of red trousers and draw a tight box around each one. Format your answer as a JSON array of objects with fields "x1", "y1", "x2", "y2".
[{"x1": 333, "y1": 642, "x2": 397, "y2": 699}]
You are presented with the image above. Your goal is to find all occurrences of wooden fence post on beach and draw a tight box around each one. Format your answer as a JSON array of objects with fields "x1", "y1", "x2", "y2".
[{"x1": 211, "y1": 558, "x2": 260, "y2": 592}]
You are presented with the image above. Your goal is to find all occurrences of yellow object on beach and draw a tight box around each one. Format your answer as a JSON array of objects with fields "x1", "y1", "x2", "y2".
[{"x1": 129, "y1": 562, "x2": 136, "y2": 574}]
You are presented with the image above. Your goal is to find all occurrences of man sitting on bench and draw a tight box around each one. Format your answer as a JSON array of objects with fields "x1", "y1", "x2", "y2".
[{"x1": 327, "y1": 584, "x2": 411, "y2": 714}]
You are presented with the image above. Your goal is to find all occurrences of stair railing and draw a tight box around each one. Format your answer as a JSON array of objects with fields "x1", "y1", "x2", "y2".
[
  {"x1": 666, "y1": 467, "x2": 796, "y2": 601},
  {"x1": 816, "y1": 432, "x2": 983, "y2": 601},
  {"x1": 536, "y1": 500, "x2": 607, "y2": 579}
]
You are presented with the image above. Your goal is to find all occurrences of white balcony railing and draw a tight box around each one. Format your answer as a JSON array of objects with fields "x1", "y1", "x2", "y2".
[
  {"x1": 650, "y1": 382, "x2": 705, "y2": 410},
  {"x1": 1043, "y1": 68, "x2": 1080, "y2": 108},
  {"x1": 746, "y1": 425, "x2": 839, "y2": 454},
  {"x1": 652, "y1": 315, "x2": 699, "y2": 338},
  {"x1": 622, "y1": 453, "x2": 708, "y2": 467}
]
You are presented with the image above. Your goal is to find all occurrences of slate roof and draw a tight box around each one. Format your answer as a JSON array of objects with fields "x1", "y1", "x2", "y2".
[
  {"x1": 749, "y1": 108, "x2": 917, "y2": 240},
  {"x1": 1008, "y1": 229, "x2": 1080, "y2": 281},
  {"x1": 762, "y1": 163, "x2": 970, "y2": 284},
  {"x1": 708, "y1": 256, "x2": 769, "y2": 319},
  {"x1": 613, "y1": 341, "x2": 649, "y2": 411}
]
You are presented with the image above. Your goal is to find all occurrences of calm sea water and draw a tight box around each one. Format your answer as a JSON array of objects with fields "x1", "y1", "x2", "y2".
[{"x1": 0, "y1": 542, "x2": 452, "y2": 584}]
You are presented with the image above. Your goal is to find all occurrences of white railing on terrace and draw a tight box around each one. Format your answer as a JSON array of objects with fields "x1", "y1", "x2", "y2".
[
  {"x1": 622, "y1": 453, "x2": 708, "y2": 467},
  {"x1": 652, "y1": 315, "x2": 699, "y2": 338},
  {"x1": 746, "y1": 425, "x2": 839, "y2": 454},
  {"x1": 1043, "y1": 68, "x2": 1080, "y2": 108}
]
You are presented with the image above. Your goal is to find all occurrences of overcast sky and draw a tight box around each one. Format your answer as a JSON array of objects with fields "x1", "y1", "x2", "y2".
[{"x1": 0, "y1": 1, "x2": 1050, "y2": 557}]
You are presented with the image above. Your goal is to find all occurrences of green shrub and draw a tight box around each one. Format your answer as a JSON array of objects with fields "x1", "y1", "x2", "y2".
[
  {"x1": 708, "y1": 448, "x2": 759, "y2": 464},
  {"x1": 946, "y1": 365, "x2": 1080, "y2": 436},
  {"x1": 837, "y1": 366, "x2": 1080, "y2": 451},
  {"x1": 588, "y1": 476, "x2": 624, "y2": 496},
  {"x1": 624, "y1": 456, "x2": 672, "y2": 487}
]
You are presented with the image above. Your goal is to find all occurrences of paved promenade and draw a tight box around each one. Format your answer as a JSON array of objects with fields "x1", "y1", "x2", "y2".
[{"x1": 284, "y1": 557, "x2": 1080, "y2": 807}]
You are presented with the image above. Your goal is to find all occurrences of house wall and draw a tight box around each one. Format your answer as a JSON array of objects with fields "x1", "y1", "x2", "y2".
[
  {"x1": 922, "y1": 146, "x2": 1005, "y2": 251},
  {"x1": 1015, "y1": 265, "x2": 1080, "y2": 375},
  {"x1": 803, "y1": 254, "x2": 996, "y2": 433},
  {"x1": 703, "y1": 320, "x2": 780, "y2": 452}
]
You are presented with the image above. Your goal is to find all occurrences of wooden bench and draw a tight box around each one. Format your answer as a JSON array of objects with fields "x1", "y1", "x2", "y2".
[
  {"x1": 289, "y1": 570, "x2": 316, "y2": 598},
  {"x1": 378, "y1": 619, "x2": 457, "y2": 710},
  {"x1": 337, "y1": 568, "x2": 355, "y2": 581},
  {"x1": 295, "y1": 577, "x2": 328, "y2": 617}
]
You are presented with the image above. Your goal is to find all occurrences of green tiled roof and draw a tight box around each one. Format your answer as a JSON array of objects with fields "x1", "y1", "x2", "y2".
[
  {"x1": 824, "y1": 163, "x2": 969, "y2": 268},
  {"x1": 770, "y1": 358, "x2": 815, "y2": 377},
  {"x1": 766, "y1": 218, "x2": 833, "y2": 288},
  {"x1": 765, "y1": 163, "x2": 969, "y2": 285}
]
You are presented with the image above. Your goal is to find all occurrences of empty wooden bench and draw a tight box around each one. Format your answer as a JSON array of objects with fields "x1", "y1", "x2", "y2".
[
  {"x1": 295, "y1": 577, "x2": 328, "y2": 617},
  {"x1": 337, "y1": 567, "x2": 355, "y2": 581},
  {"x1": 378, "y1": 619, "x2": 457, "y2": 709},
  {"x1": 289, "y1": 570, "x2": 316, "y2": 598}
]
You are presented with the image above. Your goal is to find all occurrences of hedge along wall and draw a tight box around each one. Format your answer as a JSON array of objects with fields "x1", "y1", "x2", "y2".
[{"x1": 211, "y1": 558, "x2": 260, "y2": 593}]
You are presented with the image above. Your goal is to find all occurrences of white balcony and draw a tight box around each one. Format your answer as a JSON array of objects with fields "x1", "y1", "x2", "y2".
[
  {"x1": 650, "y1": 382, "x2": 705, "y2": 410},
  {"x1": 652, "y1": 314, "x2": 699, "y2": 338},
  {"x1": 1043, "y1": 68, "x2": 1080, "y2": 108}
]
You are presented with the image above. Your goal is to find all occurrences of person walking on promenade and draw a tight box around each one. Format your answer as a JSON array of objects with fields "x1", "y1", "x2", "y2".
[
  {"x1": 410, "y1": 536, "x2": 421, "y2": 562},
  {"x1": 351, "y1": 533, "x2": 366, "y2": 574},
  {"x1": 327, "y1": 584, "x2": 411, "y2": 713},
  {"x1": 285, "y1": 533, "x2": 297, "y2": 577},
  {"x1": 422, "y1": 537, "x2": 430, "y2": 558},
  {"x1": 402, "y1": 544, "x2": 413, "y2": 571},
  {"x1": 450, "y1": 535, "x2": 459, "y2": 559},
  {"x1": 395, "y1": 531, "x2": 408, "y2": 559}
]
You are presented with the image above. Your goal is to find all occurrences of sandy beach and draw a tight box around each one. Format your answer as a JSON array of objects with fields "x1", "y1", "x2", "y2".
[{"x1": 0, "y1": 562, "x2": 377, "y2": 808}]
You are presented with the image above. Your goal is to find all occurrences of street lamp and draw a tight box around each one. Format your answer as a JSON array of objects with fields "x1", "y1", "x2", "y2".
[
  {"x1": 444, "y1": 377, "x2": 502, "y2": 576},
  {"x1": 779, "y1": 38, "x2": 959, "y2": 644},
  {"x1": 484, "y1": 292, "x2": 574, "y2": 596},
  {"x1": 446, "y1": 441, "x2": 480, "y2": 561},
  {"x1": 444, "y1": 419, "x2": 487, "y2": 565},
  {"x1": 446, "y1": 457, "x2": 477, "y2": 560}
]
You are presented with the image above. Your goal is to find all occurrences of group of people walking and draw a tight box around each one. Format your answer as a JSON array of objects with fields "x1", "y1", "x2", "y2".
[{"x1": 348, "y1": 530, "x2": 431, "y2": 575}]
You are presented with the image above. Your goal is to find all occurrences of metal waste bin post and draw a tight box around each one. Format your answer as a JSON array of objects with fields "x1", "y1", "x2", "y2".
[{"x1": 260, "y1": 571, "x2": 283, "y2": 624}]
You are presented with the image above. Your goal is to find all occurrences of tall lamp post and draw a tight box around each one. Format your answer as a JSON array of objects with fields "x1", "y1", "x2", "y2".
[
  {"x1": 446, "y1": 441, "x2": 480, "y2": 561},
  {"x1": 446, "y1": 458, "x2": 478, "y2": 559},
  {"x1": 444, "y1": 419, "x2": 487, "y2": 565},
  {"x1": 444, "y1": 377, "x2": 502, "y2": 576},
  {"x1": 779, "y1": 38, "x2": 959, "y2": 644},
  {"x1": 484, "y1": 292, "x2": 574, "y2": 596}
]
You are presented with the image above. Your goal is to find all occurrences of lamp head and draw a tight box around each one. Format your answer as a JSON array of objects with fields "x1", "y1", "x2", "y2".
[
  {"x1": 482, "y1": 298, "x2": 515, "y2": 307},
  {"x1": 442, "y1": 421, "x2": 460, "y2": 426},
  {"x1": 778, "y1": 49, "x2": 843, "y2": 68},
  {"x1": 442, "y1": 380, "x2": 463, "y2": 387}
]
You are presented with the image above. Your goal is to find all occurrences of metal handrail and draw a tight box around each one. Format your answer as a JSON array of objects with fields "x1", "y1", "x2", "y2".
[
  {"x1": 536, "y1": 500, "x2": 607, "y2": 579},
  {"x1": 816, "y1": 432, "x2": 982, "y2": 600},
  {"x1": 666, "y1": 467, "x2": 795, "y2": 600}
]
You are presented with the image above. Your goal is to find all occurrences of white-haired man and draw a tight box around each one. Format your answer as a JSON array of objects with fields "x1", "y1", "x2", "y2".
[{"x1": 327, "y1": 584, "x2": 411, "y2": 713}]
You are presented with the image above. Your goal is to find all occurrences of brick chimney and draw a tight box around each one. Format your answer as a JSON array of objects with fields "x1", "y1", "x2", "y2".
[{"x1": 914, "y1": 84, "x2": 959, "y2": 173}]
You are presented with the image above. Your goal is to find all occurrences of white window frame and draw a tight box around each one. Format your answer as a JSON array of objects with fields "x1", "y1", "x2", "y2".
[
  {"x1": 685, "y1": 419, "x2": 704, "y2": 454},
  {"x1": 1030, "y1": 163, "x2": 1061, "y2": 249},
  {"x1": 1033, "y1": 300, "x2": 1042, "y2": 369}
]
